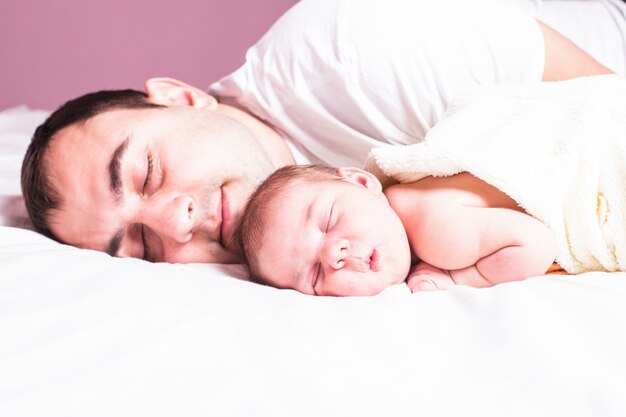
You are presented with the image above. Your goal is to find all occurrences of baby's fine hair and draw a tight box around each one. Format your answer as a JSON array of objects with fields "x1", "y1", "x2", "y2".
[{"x1": 234, "y1": 164, "x2": 341, "y2": 282}]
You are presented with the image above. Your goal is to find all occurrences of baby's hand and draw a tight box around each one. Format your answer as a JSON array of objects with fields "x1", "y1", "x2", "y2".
[{"x1": 407, "y1": 262, "x2": 455, "y2": 292}]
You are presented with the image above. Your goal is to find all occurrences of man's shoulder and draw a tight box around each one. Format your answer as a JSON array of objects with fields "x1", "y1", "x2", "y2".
[
  {"x1": 208, "y1": 0, "x2": 344, "y2": 115},
  {"x1": 247, "y1": 0, "x2": 342, "y2": 63}
]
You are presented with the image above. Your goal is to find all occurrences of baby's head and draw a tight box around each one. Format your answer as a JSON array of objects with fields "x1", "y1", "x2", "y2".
[{"x1": 235, "y1": 164, "x2": 411, "y2": 296}]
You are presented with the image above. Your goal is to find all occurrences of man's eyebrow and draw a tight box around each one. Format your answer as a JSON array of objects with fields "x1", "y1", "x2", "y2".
[
  {"x1": 106, "y1": 136, "x2": 130, "y2": 257},
  {"x1": 106, "y1": 229, "x2": 125, "y2": 257},
  {"x1": 108, "y1": 137, "x2": 129, "y2": 199},
  {"x1": 305, "y1": 200, "x2": 314, "y2": 222}
]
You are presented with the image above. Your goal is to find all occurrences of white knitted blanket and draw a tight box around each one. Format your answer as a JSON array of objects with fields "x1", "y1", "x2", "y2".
[{"x1": 367, "y1": 75, "x2": 626, "y2": 273}]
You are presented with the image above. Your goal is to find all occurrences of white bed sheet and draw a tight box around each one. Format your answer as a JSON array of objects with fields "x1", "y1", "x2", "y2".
[
  {"x1": 1, "y1": 107, "x2": 626, "y2": 417},
  {"x1": 0, "y1": 106, "x2": 48, "y2": 230}
]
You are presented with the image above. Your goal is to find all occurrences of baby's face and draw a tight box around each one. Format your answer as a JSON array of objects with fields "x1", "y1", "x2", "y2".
[{"x1": 255, "y1": 169, "x2": 411, "y2": 296}]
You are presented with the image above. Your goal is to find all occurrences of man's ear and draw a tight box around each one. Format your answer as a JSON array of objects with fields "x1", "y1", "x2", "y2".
[
  {"x1": 145, "y1": 77, "x2": 218, "y2": 110},
  {"x1": 337, "y1": 167, "x2": 383, "y2": 194}
]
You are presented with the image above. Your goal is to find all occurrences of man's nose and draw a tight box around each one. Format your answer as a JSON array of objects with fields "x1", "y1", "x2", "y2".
[{"x1": 138, "y1": 193, "x2": 195, "y2": 243}]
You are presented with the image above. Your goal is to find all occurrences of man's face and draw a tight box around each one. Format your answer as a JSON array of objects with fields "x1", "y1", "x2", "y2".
[
  {"x1": 45, "y1": 105, "x2": 276, "y2": 263},
  {"x1": 256, "y1": 172, "x2": 412, "y2": 296}
]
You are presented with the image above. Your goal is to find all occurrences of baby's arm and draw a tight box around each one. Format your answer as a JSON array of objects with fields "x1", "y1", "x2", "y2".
[
  {"x1": 387, "y1": 178, "x2": 558, "y2": 289},
  {"x1": 438, "y1": 206, "x2": 557, "y2": 287}
]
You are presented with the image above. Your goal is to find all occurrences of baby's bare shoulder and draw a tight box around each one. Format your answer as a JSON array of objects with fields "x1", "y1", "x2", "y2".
[{"x1": 385, "y1": 174, "x2": 485, "y2": 211}]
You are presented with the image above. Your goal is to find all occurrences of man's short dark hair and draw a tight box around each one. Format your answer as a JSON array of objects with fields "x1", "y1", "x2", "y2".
[{"x1": 21, "y1": 89, "x2": 164, "y2": 240}]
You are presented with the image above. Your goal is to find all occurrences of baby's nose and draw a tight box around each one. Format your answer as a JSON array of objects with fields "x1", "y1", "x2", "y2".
[{"x1": 322, "y1": 237, "x2": 349, "y2": 269}]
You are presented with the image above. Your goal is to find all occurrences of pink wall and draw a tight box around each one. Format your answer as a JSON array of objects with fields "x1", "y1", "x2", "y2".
[{"x1": 0, "y1": 0, "x2": 299, "y2": 110}]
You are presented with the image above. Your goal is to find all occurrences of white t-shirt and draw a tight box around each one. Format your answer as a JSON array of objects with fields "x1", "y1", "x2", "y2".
[{"x1": 209, "y1": 0, "x2": 626, "y2": 167}]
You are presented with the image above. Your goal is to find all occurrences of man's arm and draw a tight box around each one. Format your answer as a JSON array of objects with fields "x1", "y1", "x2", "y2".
[{"x1": 539, "y1": 20, "x2": 613, "y2": 81}]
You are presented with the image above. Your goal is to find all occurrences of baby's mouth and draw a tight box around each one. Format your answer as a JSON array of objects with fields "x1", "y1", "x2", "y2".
[
  {"x1": 344, "y1": 250, "x2": 381, "y2": 272},
  {"x1": 369, "y1": 249, "x2": 381, "y2": 272}
]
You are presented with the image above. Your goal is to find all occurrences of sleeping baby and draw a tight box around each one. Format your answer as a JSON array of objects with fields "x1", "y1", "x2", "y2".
[
  {"x1": 234, "y1": 164, "x2": 557, "y2": 296},
  {"x1": 234, "y1": 74, "x2": 626, "y2": 296}
]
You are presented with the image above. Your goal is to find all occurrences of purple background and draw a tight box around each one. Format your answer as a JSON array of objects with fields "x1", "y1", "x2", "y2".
[{"x1": 0, "y1": 0, "x2": 299, "y2": 110}]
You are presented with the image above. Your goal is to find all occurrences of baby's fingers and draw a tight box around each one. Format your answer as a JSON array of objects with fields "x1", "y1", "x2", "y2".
[{"x1": 408, "y1": 277, "x2": 439, "y2": 292}]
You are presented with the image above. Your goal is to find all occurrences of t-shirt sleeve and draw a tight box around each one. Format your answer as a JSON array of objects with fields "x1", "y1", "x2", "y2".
[
  {"x1": 337, "y1": 0, "x2": 545, "y2": 138},
  {"x1": 209, "y1": 0, "x2": 546, "y2": 168}
]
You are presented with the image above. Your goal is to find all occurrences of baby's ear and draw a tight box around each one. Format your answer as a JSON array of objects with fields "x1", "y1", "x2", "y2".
[{"x1": 337, "y1": 167, "x2": 383, "y2": 194}]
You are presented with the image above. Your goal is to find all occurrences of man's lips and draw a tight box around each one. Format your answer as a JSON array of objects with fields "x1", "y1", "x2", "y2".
[{"x1": 219, "y1": 187, "x2": 233, "y2": 248}]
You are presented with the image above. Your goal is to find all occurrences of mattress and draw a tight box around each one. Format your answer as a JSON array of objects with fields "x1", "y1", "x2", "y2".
[{"x1": 1, "y1": 106, "x2": 626, "y2": 417}]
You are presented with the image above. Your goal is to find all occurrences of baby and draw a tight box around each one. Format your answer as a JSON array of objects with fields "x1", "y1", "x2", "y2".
[{"x1": 234, "y1": 164, "x2": 558, "y2": 296}]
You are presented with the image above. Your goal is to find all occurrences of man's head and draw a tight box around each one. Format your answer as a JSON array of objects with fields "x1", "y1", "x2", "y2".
[
  {"x1": 21, "y1": 78, "x2": 291, "y2": 263},
  {"x1": 236, "y1": 165, "x2": 412, "y2": 296}
]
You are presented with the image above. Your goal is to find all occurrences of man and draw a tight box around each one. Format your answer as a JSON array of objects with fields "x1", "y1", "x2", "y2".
[{"x1": 21, "y1": 0, "x2": 624, "y2": 264}]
